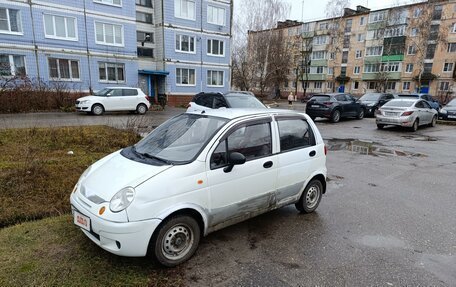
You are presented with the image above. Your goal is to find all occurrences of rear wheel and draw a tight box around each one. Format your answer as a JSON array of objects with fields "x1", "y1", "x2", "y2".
[
  {"x1": 295, "y1": 180, "x2": 323, "y2": 213},
  {"x1": 91, "y1": 104, "x2": 104, "y2": 116},
  {"x1": 430, "y1": 115, "x2": 437, "y2": 127},
  {"x1": 356, "y1": 108, "x2": 365, "y2": 120},
  {"x1": 410, "y1": 119, "x2": 419, "y2": 132},
  {"x1": 377, "y1": 124, "x2": 384, "y2": 129},
  {"x1": 330, "y1": 110, "x2": 341, "y2": 123},
  {"x1": 136, "y1": 103, "x2": 148, "y2": 115}
]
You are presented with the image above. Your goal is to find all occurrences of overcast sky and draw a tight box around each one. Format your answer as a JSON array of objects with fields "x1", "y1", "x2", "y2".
[{"x1": 234, "y1": 0, "x2": 424, "y2": 23}]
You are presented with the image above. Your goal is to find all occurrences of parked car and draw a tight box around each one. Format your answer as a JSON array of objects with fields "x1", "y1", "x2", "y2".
[
  {"x1": 70, "y1": 108, "x2": 327, "y2": 267},
  {"x1": 75, "y1": 87, "x2": 150, "y2": 115},
  {"x1": 305, "y1": 93, "x2": 366, "y2": 123},
  {"x1": 376, "y1": 98, "x2": 438, "y2": 131},
  {"x1": 439, "y1": 98, "x2": 456, "y2": 120},
  {"x1": 396, "y1": 93, "x2": 440, "y2": 111},
  {"x1": 358, "y1": 93, "x2": 395, "y2": 117},
  {"x1": 187, "y1": 92, "x2": 266, "y2": 112}
]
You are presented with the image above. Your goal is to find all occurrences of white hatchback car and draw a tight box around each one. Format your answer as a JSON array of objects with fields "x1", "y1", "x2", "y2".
[
  {"x1": 70, "y1": 109, "x2": 327, "y2": 266},
  {"x1": 75, "y1": 87, "x2": 150, "y2": 115}
]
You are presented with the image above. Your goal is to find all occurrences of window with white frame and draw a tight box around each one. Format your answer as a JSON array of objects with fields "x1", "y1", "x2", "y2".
[
  {"x1": 311, "y1": 66, "x2": 324, "y2": 74},
  {"x1": 366, "y1": 29, "x2": 384, "y2": 40},
  {"x1": 136, "y1": 0, "x2": 152, "y2": 7},
  {"x1": 0, "y1": 8, "x2": 22, "y2": 34},
  {"x1": 94, "y1": 0, "x2": 122, "y2": 6},
  {"x1": 207, "y1": 70, "x2": 223, "y2": 86},
  {"x1": 207, "y1": 39, "x2": 224, "y2": 56},
  {"x1": 354, "y1": 66, "x2": 360, "y2": 74},
  {"x1": 319, "y1": 22, "x2": 328, "y2": 30},
  {"x1": 407, "y1": 45, "x2": 417, "y2": 55},
  {"x1": 176, "y1": 34, "x2": 195, "y2": 53},
  {"x1": 448, "y1": 43, "x2": 456, "y2": 53},
  {"x1": 175, "y1": 0, "x2": 195, "y2": 20},
  {"x1": 137, "y1": 31, "x2": 154, "y2": 43},
  {"x1": 410, "y1": 28, "x2": 419, "y2": 37},
  {"x1": 367, "y1": 82, "x2": 377, "y2": 90},
  {"x1": 406, "y1": 63, "x2": 414, "y2": 73},
  {"x1": 355, "y1": 50, "x2": 362, "y2": 58},
  {"x1": 413, "y1": 8, "x2": 422, "y2": 18},
  {"x1": 48, "y1": 58, "x2": 79, "y2": 80},
  {"x1": 443, "y1": 62, "x2": 454, "y2": 72},
  {"x1": 386, "y1": 82, "x2": 396, "y2": 90},
  {"x1": 302, "y1": 23, "x2": 312, "y2": 32},
  {"x1": 207, "y1": 5, "x2": 225, "y2": 26},
  {"x1": 0, "y1": 54, "x2": 26, "y2": 76},
  {"x1": 357, "y1": 33, "x2": 365, "y2": 42},
  {"x1": 327, "y1": 81, "x2": 334, "y2": 90},
  {"x1": 365, "y1": 46, "x2": 383, "y2": 56},
  {"x1": 382, "y1": 62, "x2": 401, "y2": 72},
  {"x1": 313, "y1": 35, "x2": 327, "y2": 45},
  {"x1": 95, "y1": 22, "x2": 123, "y2": 46},
  {"x1": 384, "y1": 26, "x2": 405, "y2": 38},
  {"x1": 452, "y1": 23, "x2": 456, "y2": 33},
  {"x1": 136, "y1": 12, "x2": 153, "y2": 24},
  {"x1": 98, "y1": 62, "x2": 125, "y2": 82},
  {"x1": 352, "y1": 81, "x2": 359, "y2": 90},
  {"x1": 403, "y1": 81, "x2": 411, "y2": 91},
  {"x1": 439, "y1": 81, "x2": 450, "y2": 91},
  {"x1": 360, "y1": 16, "x2": 365, "y2": 26},
  {"x1": 369, "y1": 11, "x2": 387, "y2": 23},
  {"x1": 329, "y1": 52, "x2": 335, "y2": 60},
  {"x1": 176, "y1": 68, "x2": 195, "y2": 85},
  {"x1": 315, "y1": 82, "x2": 322, "y2": 89},
  {"x1": 44, "y1": 14, "x2": 77, "y2": 40},
  {"x1": 328, "y1": 67, "x2": 334, "y2": 75},
  {"x1": 312, "y1": 51, "x2": 325, "y2": 60},
  {"x1": 364, "y1": 64, "x2": 381, "y2": 73}
]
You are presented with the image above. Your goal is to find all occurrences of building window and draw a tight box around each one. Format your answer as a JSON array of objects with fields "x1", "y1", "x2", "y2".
[
  {"x1": 426, "y1": 44, "x2": 436, "y2": 59},
  {"x1": 353, "y1": 81, "x2": 359, "y2": 90},
  {"x1": 366, "y1": 29, "x2": 384, "y2": 40},
  {"x1": 365, "y1": 46, "x2": 383, "y2": 56},
  {"x1": 175, "y1": 34, "x2": 195, "y2": 53},
  {"x1": 452, "y1": 23, "x2": 456, "y2": 33},
  {"x1": 357, "y1": 33, "x2": 365, "y2": 42},
  {"x1": 342, "y1": 51, "x2": 348, "y2": 64},
  {"x1": 207, "y1": 70, "x2": 224, "y2": 87},
  {"x1": 327, "y1": 81, "x2": 334, "y2": 89},
  {"x1": 439, "y1": 81, "x2": 450, "y2": 91},
  {"x1": 136, "y1": 12, "x2": 153, "y2": 24},
  {"x1": 424, "y1": 63, "x2": 433, "y2": 73},
  {"x1": 312, "y1": 51, "x2": 325, "y2": 60},
  {"x1": 413, "y1": 8, "x2": 422, "y2": 18},
  {"x1": 0, "y1": 54, "x2": 26, "y2": 76},
  {"x1": 137, "y1": 31, "x2": 154, "y2": 43},
  {"x1": 207, "y1": 39, "x2": 224, "y2": 56},
  {"x1": 207, "y1": 5, "x2": 225, "y2": 26},
  {"x1": 355, "y1": 50, "x2": 362, "y2": 59},
  {"x1": 95, "y1": 22, "x2": 123, "y2": 46},
  {"x1": 328, "y1": 67, "x2": 334, "y2": 75},
  {"x1": 386, "y1": 82, "x2": 396, "y2": 91},
  {"x1": 319, "y1": 22, "x2": 328, "y2": 30},
  {"x1": 384, "y1": 26, "x2": 405, "y2": 38},
  {"x1": 432, "y1": 5, "x2": 442, "y2": 21},
  {"x1": 0, "y1": 8, "x2": 22, "y2": 34},
  {"x1": 364, "y1": 64, "x2": 381, "y2": 73},
  {"x1": 406, "y1": 63, "x2": 414, "y2": 73},
  {"x1": 44, "y1": 14, "x2": 77, "y2": 41},
  {"x1": 369, "y1": 11, "x2": 387, "y2": 23},
  {"x1": 343, "y1": 35, "x2": 350, "y2": 49},
  {"x1": 329, "y1": 52, "x2": 335, "y2": 60},
  {"x1": 175, "y1": 0, "x2": 195, "y2": 20},
  {"x1": 447, "y1": 43, "x2": 456, "y2": 53},
  {"x1": 315, "y1": 81, "x2": 322, "y2": 89},
  {"x1": 313, "y1": 35, "x2": 327, "y2": 45},
  {"x1": 94, "y1": 0, "x2": 122, "y2": 7},
  {"x1": 354, "y1": 66, "x2": 360, "y2": 74},
  {"x1": 367, "y1": 82, "x2": 377, "y2": 90},
  {"x1": 360, "y1": 16, "x2": 365, "y2": 26},
  {"x1": 176, "y1": 68, "x2": 195, "y2": 85},
  {"x1": 403, "y1": 81, "x2": 411, "y2": 91},
  {"x1": 443, "y1": 62, "x2": 454, "y2": 72},
  {"x1": 315, "y1": 66, "x2": 324, "y2": 74},
  {"x1": 410, "y1": 28, "x2": 419, "y2": 37},
  {"x1": 48, "y1": 58, "x2": 79, "y2": 80},
  {"x1": 407, "y1": 45, "x2": 417, "y2": 55},
  {"x1": 135, "y1": 0, "x2": 152, "y2": 7},
  {"x1": 345, "y1": 19, "x2": 352, "y2": 33},
  {"x1": 98, "y1": 62, "x2": 125, "y2": 82},
  {"x1": 137, "y1": 47, "x2": 154, "y2": 58},
  {"x1": 382, "y1": 62, "x2": 401, "y2": 72}
]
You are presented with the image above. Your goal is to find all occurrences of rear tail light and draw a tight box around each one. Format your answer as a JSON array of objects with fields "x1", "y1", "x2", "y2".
[
  {"x1": 186, "y1": 103, "x2": 191, "y2": 108},
  {"x1": 401, "y1": 111, "x2": 414, "y2": 116},
  {"x1": 375, "y1": 109, "x2": 382, "y2": 115},
  {"x1": 324, "y1": 145, "x2": 328, "y2": 155},
  {"x1": 323, "y1": 102, "x2": 333, "y2": 106},
  {"x1": 145, "y1": 95, "x2": 151, "y2": 102}
]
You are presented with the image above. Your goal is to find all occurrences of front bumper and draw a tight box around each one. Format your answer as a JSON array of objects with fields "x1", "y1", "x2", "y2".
[
  {"x1": 75, "y1": 103, "x2": 91, "y2": 112},
  {"x1": 70, "y1": 193, "x2": 161, "y2": 257},
  {"x1": 376, "y1": 115, "x2": 415, "y2": 127},
  {"x1": 306, "y1": 108, "x2": 332, "y2": 118}
]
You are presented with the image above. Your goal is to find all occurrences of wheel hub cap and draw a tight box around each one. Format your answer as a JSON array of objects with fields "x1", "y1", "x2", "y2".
[
  {"x1": 163, "y1": 224, "x2": 193, "y2": 260},
  {"x1": 306, "y1": 186, "x2": 320, "y2": 209}
]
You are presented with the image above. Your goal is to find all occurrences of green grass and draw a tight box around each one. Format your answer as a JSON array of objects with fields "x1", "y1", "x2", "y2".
[
  {"x1": 0, "y1": 215, "x2": 185, "y2": 287},
  {"x1": 0, "y1": 126, "x2": 141, "y2": 227}
]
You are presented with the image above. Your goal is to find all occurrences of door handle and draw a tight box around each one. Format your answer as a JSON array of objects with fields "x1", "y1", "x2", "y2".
[
  {"x1": 263, "y1": 161, "x2": 273, "y2": 168},
  {"x1": 309, "y1": 150, "x2": 316, "y2": 157}
]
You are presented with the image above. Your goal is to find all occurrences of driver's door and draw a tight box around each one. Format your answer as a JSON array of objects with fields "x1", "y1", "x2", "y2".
[
  {"x1": 206, "y1": 118, "x2": 278, "y2": 231},
  {"x1": 104, "y1": 89, "x2": 124, "y2": 111}
]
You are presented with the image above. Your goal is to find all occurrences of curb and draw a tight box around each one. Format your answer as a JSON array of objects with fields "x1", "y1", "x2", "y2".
[{"x1": 437, "y1": 120, "x2": 456, "y2": 126}]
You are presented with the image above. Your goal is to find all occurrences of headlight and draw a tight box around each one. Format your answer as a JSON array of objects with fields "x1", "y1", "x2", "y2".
[
  {"x1": 79, "y1": 100, "x2": 89, "y2": 104},
  {"x1": 109, "y1": 187, "x2": 135, "y2": 213},
  {"x1": 440, "y1": 109, "x2": 447, "y2": 114},
  {"x1": 367, "y1": 103, "x2": 375, "y2": 107}
]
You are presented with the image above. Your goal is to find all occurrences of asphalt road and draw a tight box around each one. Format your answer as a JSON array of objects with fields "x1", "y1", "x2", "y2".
[{"x1": 1, "y1": 106, "x2": 456, "y2": 286}]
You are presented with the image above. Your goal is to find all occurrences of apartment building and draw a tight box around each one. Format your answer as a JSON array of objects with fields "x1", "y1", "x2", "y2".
[
  {"x1": 0, "y1": 0, "x2": 138, "y2": 92},
  {"x1": 250, "y1": 0, "x2": 456, "y2": 98}
]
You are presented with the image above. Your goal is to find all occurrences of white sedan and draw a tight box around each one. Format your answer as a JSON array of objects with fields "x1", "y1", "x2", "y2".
[{"x1": 70, "y1": 108, "x2": 327, "y2": 266}]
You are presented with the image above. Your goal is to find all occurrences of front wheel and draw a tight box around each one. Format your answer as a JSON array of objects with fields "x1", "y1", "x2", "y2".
[
  {"x1": 91, "y1": 104, "x2": 104, "y2": 116},
  {"x1": 330, "y1": 110, "x2": 341, "y2": 123},
  {"x1": 356, "y1": 108, "x2": 365, "y2": 120},
  {"x1": 151, "y1": 215, "x2": 201, "y2": 267},
  {"x1": 295, "y1": 180, "x2": 323, "y2": 213}
]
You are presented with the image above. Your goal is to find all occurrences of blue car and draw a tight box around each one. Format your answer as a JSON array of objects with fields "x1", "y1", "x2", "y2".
[{"x1": 397, "y1": 94, "x2": 441, "y2": 111}]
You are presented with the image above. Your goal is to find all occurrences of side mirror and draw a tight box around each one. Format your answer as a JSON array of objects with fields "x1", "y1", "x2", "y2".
[
  {"x1": 106, "y1": 93, "x2": 112, "y2": 97},
  {"x1": 223, "y1": 152, "x2": 246, "y2": 173}
]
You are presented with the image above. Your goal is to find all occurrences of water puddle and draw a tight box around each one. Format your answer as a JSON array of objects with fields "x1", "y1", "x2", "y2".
[
  {"x1": 326, "y1": 139, "x2": 427, "y2": 157},
  {"x1": 401, "y1": 135, "x2": 438, "y2": 141},
  {"x1": 357, "y1": 235, "x2": 407, "y2": 249}
]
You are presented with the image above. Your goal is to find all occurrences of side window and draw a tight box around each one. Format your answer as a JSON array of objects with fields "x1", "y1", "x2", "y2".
[
  {"x1": 110, "y1": 89, "x2": 123, "y2": 97},
  {"x1": 195, "y1": 96, "x2": 213, "y2": 108},
  {"x1": 210, "y1": 122, "x2": 272, "y2": 169},
  {"x1": 277, "y1": 118, "x2": 315, "y2": 152},
  {"x1": 123, "y1": 89, "x2": 138, "y2": 96},
  {"x1": 335, "y1": 95, "x2": 346, "y2": 101},
  {"x1": 422, "y1": 101, "x2": 432, "y2": 109},
  {"x1": 415, "y1": 101, "x2": 424, "y2": 108},
  {"x1": 213, "y1": 95, "x2": 228, "y2": 108}
]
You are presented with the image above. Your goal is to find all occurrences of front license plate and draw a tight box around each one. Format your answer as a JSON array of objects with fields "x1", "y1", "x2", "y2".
[{"x1": 74, "y1": 211, "x2": 91, "y2": 232}]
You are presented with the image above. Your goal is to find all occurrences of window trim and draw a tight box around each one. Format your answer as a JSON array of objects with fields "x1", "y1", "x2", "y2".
[
  {"x1": 405, "y1": 63, "x2": 414, "y2": 73},
  {"x1": 207, "y1": 38, "x2": 225, "y2": 57},
  {"x1": 94, "y1": 21, "x2": 124, "y2": 47},
  {"x1": 0, "y1": 7, "x2": 23, "y2": 35},
  {"x1": 443, "y1": 62, "x2": 454, "y2": 73},
  {"x1": 136, "y1": 11, "x2": 153, "y2": 24},
  {"x1": 175, "y1": 34, "x2": 196, "y2": 54},
  {"x1": 174, "y1": 0, "x2": 196, "y2": 21},
  {"x1": 207, "y1": 70, "x2": 224, "y2": 87},
  {"x1": 207, "y1": 5, "x2": 226, "y2": 26},
  {"x1": 93, "y1": 0, "x2": 122, "y2": 8},
  {"x1": 98, "y1": 62, "x2": 126, "y2": 83},
  {"x1": 403, "y1": 81, "x2": 411, "y2": 91},
  {"x1": 48, "y1": 57, "x2": 80, "y2": 81},
  {"x1": 43, "y1": 13, "x2": 78, "y2": 41},
  {"x1": 275, "y1": 116, "x2": 316, "y2": 154},
  {"x1": 0, "y1": 54, "x2": 26, "y2": 77},
  {"x1": 176, "y1": 67, "x2": 196, "y2": 86}
]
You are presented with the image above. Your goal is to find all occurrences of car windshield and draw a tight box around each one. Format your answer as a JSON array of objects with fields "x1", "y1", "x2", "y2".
[
  {"x1": 446, "y1": 99, "x2": 456, "y2": 107},
  {"x1": 311, "y1": 95, "x2": 331, "y2": 102},
  {"x1": 94, "y1": 88, "x2": 113, "y2": 96},
  {"x1": 383, "y1": 100, "x2": 415, "y2": 108},
  {"x1": 134, "y1": 114, "x2": 228, "y2": 163},
  {"x1": 225, "y1": 94, "x2": 266, "y2": 108},
  {"x1": 360, "y1": 93, "x2": 381, "y2": 101}
]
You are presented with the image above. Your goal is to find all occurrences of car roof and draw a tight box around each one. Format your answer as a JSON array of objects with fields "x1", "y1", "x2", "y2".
[
  {"x1": 313, "y1": 93, "x2": 345, "y2": 96},
  {"x1": 186, "y1": 108, "x2": 303, "y2": 120},
  {"x1": 104, "y1": 87, "x2": 138, "y2": 89},
  {"x1": 387, "y1": 98, "x2": 421, "y2": 104}
]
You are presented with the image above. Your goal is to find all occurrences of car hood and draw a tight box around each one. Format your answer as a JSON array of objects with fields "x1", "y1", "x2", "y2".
[
  {"x1": 79, "y1": 151, "x2": 172, "y2": 202},
  {"x1": 77, "y1": 95, "x2": 101, "y2": 101},
  {"x1": 360, "y1": 100, "x2": 377, "y2": 105},
  {"x1": 443, "y1": 106, "x2": 456, "y2": 111}
]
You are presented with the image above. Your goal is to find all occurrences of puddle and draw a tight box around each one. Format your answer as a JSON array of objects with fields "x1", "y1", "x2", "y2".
[
  {"x1": 357, "y1": 235, "x2": 407, "y2": 249},
  {"x1": 326, "y1": 139, "x2": 427, "y2": 157},
  {"x1": 401, "y1": 135, "x2": 438, "y2": 141}
]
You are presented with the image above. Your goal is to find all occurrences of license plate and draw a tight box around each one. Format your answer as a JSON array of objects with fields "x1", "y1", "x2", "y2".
[
  {"x1": 385, "y1": 112, "x2": 396, "y2": 116},
  {"x1": 311, "y1": 105, "x2": 320, "y2": 108},
  {"x1": 74, "y1": 211, "x2": 91, "y2": 231}
]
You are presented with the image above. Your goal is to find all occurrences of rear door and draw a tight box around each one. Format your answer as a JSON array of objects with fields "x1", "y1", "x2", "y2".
[
  {"x1": 335, "y1": 94, "x2": 354, "y2": 116},
  {"x1": 415, "y1": 101, "x2": 431, "y2": 124},
  {"x1": 123, "y1": 88, "x2": 139, "y2": 110}
]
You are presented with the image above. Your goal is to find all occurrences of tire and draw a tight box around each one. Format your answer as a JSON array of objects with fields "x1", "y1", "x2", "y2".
[
  {"x1": 377, "y1": 124, "x2": 384, "y2": 129},
  {"x1": 151, "y1": 215, "x2": 201, "y2": 267},
  {"x1": 91, "y1": 104, "x2": 104, "y2": 116},
  {"x1": 410, "y1": 119, "x2": 419, "y2": 132},
  {"x1": 356, "y1": 108, "x2": 365, "y2": 120},
  {"x1": 371, "y1": 107, "x2": 378, "y2": 118},
  {"x1": 429, "y1": 115, "x2": 437, "y2": 127},
  {"x1": 136, "y1": 103, "x2": 148, "y2": 115},
  {"x1": 330, "y1": 109, "x2": 341, "y2": 123},
  {"x1": 295, "y1": 180, "x2": 323, "y2": 213}
]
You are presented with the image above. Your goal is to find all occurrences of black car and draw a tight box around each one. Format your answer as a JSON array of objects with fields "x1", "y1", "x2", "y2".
[
  {"x1": 305, "y1": 93, "x2": 366, "y2": 123},
  {"x1": 439, "y1": 98, "x2": 456, "y2": 120},
  {"x1": 358, "y1": 93, "x2": 395, "y2": 117},
  {"x1": 187, "y1": 91, "x2": 266, "y2": 112}
]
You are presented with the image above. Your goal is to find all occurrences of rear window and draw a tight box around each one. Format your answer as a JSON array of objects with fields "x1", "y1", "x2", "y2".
[
  {"x1": 225, "y1": 95, "x2": 265, "y2": 108},
  {"x1": 311, "y1": 95, "x2": 331, "y2": 102},
  {"x1": 123, "y1": 89, "x2": 138, "y2": 96},
  {"x1": 383, "y1": 100, "x2": 415, "y2": 107}
]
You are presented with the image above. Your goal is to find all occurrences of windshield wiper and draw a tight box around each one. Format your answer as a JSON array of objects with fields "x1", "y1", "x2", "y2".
[{"x1": 131, "y1": 146, "x2": 172, "y2": 165}]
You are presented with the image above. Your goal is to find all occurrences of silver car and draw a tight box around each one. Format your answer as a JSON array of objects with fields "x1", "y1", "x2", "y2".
[{"x1": 376, "y1": 99, "x2": 438, "y2": 131}]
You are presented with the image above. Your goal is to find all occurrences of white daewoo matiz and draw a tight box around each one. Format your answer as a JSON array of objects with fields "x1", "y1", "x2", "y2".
[{"x1": 70, "y1": 108, "x2": 327, "y2": 267}]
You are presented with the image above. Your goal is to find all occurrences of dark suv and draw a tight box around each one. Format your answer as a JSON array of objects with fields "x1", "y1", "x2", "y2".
[
  {"x1": 305, "y1": 93, "x2": 366, "y2": 123},
  {"x1": 358, "y1": 93, "x2": 395, "y2": 117}
]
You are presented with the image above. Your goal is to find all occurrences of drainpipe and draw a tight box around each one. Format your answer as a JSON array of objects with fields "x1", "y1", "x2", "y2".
[
  {"x1": 28, "y1": 0, "x2": 40, "y2": 81},
  {"x1": 200, "y1": 0, "x2": 203, "y2": 93},
  {"x1": 83, "y1": 0, "x2": 93, "y2": 93}
]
